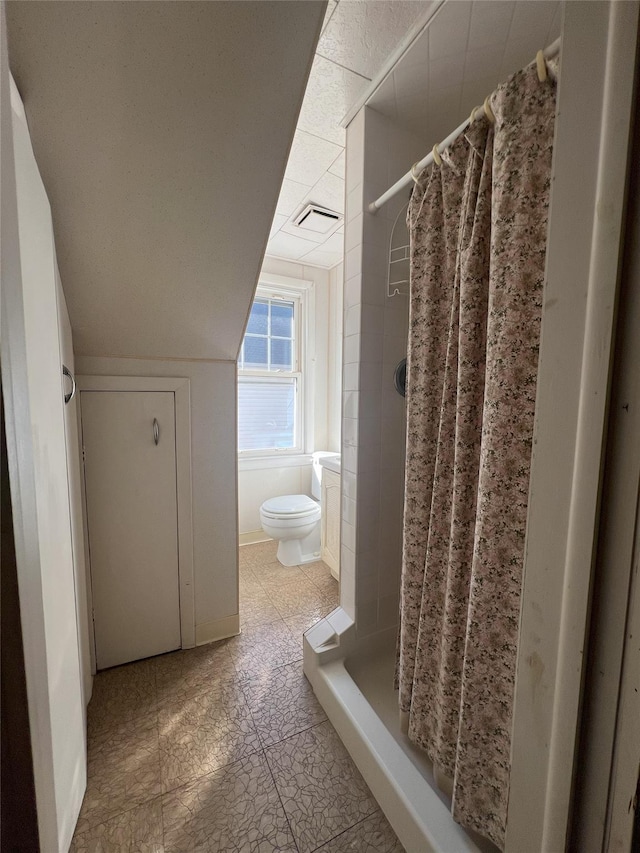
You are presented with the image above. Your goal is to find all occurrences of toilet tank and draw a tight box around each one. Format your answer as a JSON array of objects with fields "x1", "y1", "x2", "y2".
[{"x1": 311, "y1": 451, "x2": 336, "y2": 500}]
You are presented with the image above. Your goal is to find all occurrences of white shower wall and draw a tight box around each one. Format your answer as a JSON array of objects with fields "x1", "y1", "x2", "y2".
[{"x1": 342, "y1": 106, "x2": 426, "y2": 634}]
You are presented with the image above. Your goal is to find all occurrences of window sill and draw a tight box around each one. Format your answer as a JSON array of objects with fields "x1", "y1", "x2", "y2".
[{"x1": 237, "y1": 453, "x2": 313, "y2": 472}]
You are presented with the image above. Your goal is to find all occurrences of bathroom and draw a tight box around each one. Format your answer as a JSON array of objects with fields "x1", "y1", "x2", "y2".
[{"x1": 3, "y1": 2, "x2": 640, "y2": 852}]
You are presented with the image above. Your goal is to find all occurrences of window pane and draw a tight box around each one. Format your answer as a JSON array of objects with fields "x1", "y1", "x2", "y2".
[
  {"x1": 247, "y1": 299, "x2": 268, "y2": 335},
  {"x1": 244, "y1": 335, "x2": 268, "y2": 370},
  {"x1": 271, "y1": 302, "x2": 294, "y2": 339},
  {"x1": 270, "y1": 338, "x2": 292, "y2": 371},
  {"x1": 238, "y1": 378, "x2": 296, "y2": 451}
]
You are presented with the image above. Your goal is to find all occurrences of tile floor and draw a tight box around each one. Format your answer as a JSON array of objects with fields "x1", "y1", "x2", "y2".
[{"x1": 72, "y1": 540, "x2": 405, "y2": 852}]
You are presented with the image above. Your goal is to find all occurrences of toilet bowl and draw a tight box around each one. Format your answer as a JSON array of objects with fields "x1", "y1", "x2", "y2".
[
  {"x1": 259, "y1": 494, "x2": 321, "y2": 566},
  {"x1": 259, "y1": 451, "x2": 336, "y2": 567}
]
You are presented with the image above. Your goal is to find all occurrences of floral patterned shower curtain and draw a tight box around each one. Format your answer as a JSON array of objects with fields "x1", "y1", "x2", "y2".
[{"x1": 397, "y1": 63, "x2": 557, "y2": 849}]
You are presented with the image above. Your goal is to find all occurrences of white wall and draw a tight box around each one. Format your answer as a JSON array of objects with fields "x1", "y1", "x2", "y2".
[
  {"x1": 75, "y1": 355, "x2": 238, "y2": 645},
  {"x1": 237, "y1": 255, "x2": 343, "y2": 537},
  {"x1": 341, "y1": 105, "x2": 426, "y2": 630}
]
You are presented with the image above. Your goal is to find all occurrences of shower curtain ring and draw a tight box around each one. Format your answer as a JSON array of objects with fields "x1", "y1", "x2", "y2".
[
  {"x1": 483, "y1": 95, "x2": 495, "y2": 124},
  {"x1": 410, "y1": 161, "x2": 422, "y2": 182},
  {"x1": 536, "y1": 49, "x2": 548, "y2": 82},
  {"x1": 432, "y1": 144, "x2": 442, "y2": 167}
]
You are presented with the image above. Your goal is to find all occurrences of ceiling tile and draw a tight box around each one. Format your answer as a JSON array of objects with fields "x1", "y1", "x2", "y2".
[
  {"x1": 307, "y1": 171, "x2": 346, "y2": 214},
  {"x1": 321, "y1": 0, "x2": 338, "y2": 34},
  {"x1": 428, "y1": 1, "x2": 472, "y2": 61},
  {"x1": 321, "y1": 231, "x2": 345, "y2": 254},
  {"x1": 297, "y1": 54, "x2": 369, "y2": 146},
  {"x1": 267, "y1": 230, "x2": 319, "y2": 261},
  {"x1": 276, "y1": 178, "x2": 313, "y2": 218},
  {"x1": 318, "y1": 1, "x2": 428, "y2": 79},
  {"x1": 328, "y1": 150, "x2": 346, "y2": 179},
  {"x1": 468, "y1": 1, "x2": 515, "y2": 50},
  {"x1": 300, "y1": 247, "x2": 343, "y2": 268},
  {"x1": 269, "y1": 213, "x2": 288, "y2": 239},
  {"x1": 284, "y1": 130, "x2": 343, "y2": 187}
]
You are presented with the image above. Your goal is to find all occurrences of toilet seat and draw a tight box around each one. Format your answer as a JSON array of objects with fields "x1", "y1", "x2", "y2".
[
  {"x1": 260, "y1": 494, "x2": 319, "y2": 520},
  {"x1": 259, "y1": 494, "x2": 322, "y2": 566}
]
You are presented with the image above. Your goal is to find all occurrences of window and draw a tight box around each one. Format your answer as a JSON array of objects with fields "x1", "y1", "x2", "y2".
[{"x1": 238, "y1": 290, "x2": 303, "y2": 455}]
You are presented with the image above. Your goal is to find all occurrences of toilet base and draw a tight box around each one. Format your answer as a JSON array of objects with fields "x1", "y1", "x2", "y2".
[{"x1": 276, "y1": 525, "x2": 321, "y2": 567}]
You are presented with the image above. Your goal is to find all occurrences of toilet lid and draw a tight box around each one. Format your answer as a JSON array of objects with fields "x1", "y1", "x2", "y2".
[{"x1": 261, "y1": 494, "x2": 318, "y2": 517}]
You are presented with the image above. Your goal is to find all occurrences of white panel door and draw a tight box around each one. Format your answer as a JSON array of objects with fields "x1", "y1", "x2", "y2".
[
  {"x1": 81, "y1": 391, "x2": 181, "y2": 669},
  {"x1": 3, "y1": 64, "x2": 86, "y2": 849}
]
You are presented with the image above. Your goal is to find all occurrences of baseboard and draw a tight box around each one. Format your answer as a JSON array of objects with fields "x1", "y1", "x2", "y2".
[
  {"x1": 194, "y1": 614, "x2": 240, "y2": 646},
  {"x1": 239, "y1": 530, "x2": 272, "y2": 546}
]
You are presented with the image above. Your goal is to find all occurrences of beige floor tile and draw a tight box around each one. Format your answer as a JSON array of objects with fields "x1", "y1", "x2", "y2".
[
  {"x1": 239, "y1": 540, "x2": 279, "y2": 568},
  {"x1": 161, "y1": 752, "x2": 297, "y2": 853},
  {"x1": 239, "y1": 572, "x2": 265, "y2": 597},
  {"x1": 265, "y1": 720, "x2": 378, "y2": 853},
  {"x1": 316, "y1": 810, "x2": 406, "y2": 852},
  {"x1": 308, "y1": 572, "x2": 340, "y2": 598},
  {"x1": 264, "y1": 575, "x2": 319, "y2": 605},
  {"x1": 79, "y1": 714, "x2": 162, "y2": 829},
  {"x1": 283, "y1": 608, "x2": 327, "y2": 642},
  {"x1": 299, "y1": 559, "x2": 333, "y2": 580},
  {"x1": 157, "y1": 683, "x2": 261, "y2": 792},
  {"x1": 240, "y1": 587, "x2": 282, "y2": 628},
  {"x1": 227, "y1": 620, "x2": 302, "y2": 680},
  {"x1": 240, "y1": 661, "x2": 326, "y2": 747},
  {"x1": 271, "y1": 582, "x2": 338, "y2": 619},
  {"x1": 155, "y1": 641, "x2": 235, "y2": 702},
  {"x1": 70, "y1": 798, "x2": 164, "y2": 852},
  {"x1": 88, "y1": 658, "x2": 157, "y2": 736},
  {"x1": 255, "y1": 563, "x2": 309, "y2": 591}
]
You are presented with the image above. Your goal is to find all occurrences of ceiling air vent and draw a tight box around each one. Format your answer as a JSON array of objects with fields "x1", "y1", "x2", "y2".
[{"x1": 293, "y1": 203, "x2": 343, "y2": 235}]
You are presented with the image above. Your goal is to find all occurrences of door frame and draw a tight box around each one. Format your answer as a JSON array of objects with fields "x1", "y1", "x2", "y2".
[{"x1": 77, "y1": 375, "x2": 195, "y2": 656}]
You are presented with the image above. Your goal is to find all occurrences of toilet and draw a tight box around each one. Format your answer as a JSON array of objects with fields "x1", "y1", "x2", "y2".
[{"x1": 259, "y1": 452, "x2": 333, "y2": 567}]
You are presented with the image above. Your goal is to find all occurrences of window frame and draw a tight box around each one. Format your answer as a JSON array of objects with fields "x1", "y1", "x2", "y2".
[{"x1": 237, "y1": 275, "x2": 312, "y2": 461}]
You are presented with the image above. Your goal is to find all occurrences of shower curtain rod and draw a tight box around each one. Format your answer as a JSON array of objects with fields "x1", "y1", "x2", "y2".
[{"x1": 368, "y1": 37, "x2": 561, "y2": 214}]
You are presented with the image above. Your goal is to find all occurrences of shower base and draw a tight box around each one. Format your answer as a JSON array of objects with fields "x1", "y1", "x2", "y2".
[{"x1": 303, "y1": 609, "x2": 496, "y2": 853}]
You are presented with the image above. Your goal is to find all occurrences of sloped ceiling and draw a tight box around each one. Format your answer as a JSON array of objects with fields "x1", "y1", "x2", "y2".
[{"x1": 6, "y1": 1, "x2": 325, "y2": 360}]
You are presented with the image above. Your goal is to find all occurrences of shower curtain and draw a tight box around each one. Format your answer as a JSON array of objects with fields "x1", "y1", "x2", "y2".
[{"x1": 397, "y1": 63, "x2": 557, "y2": 849}]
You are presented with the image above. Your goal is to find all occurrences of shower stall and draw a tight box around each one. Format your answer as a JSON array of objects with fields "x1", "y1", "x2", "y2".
[{"x1": 303, "y1": 2, "x2": 640, "y2": 852}]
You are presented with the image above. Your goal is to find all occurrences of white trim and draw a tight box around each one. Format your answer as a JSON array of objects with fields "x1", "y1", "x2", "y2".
[
  {"x1": 195, "y1": 614, "x2": 240, "y2": 646},
  {"x1": 506, "y1": 4, "x2": 639, "y2": 850},
  {"x1": 76, "y1": 374, "x2": 196, "y2": 650},
  {"x1": 238, "y1": 453, "x2": 313, "y2": 472},
  {"x1": 239, "y1": 530, "x2": 272, "y2": 546}
]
